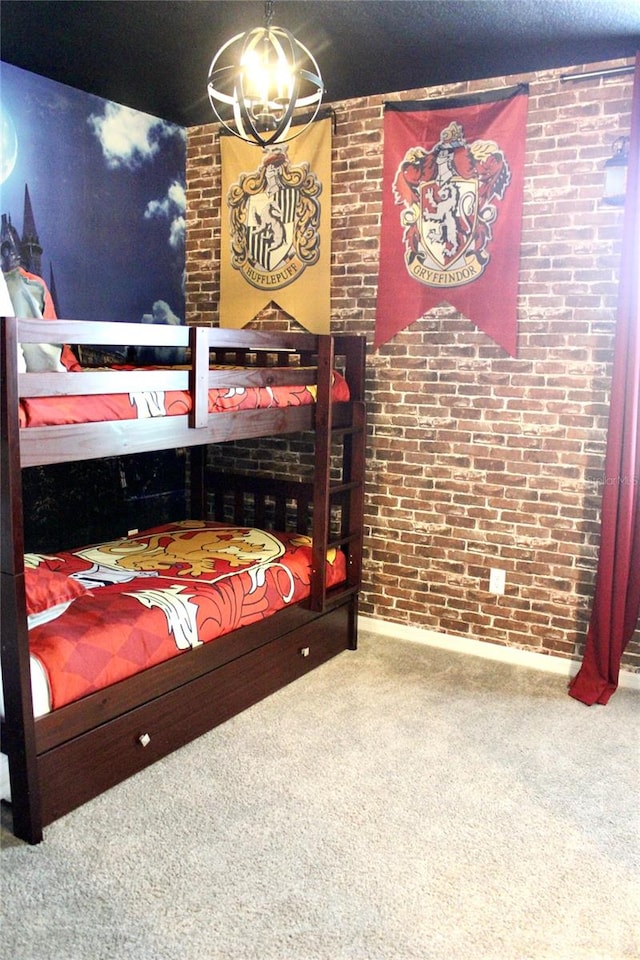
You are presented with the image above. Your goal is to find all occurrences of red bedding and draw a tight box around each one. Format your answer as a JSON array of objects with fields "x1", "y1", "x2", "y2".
[
  {"x1": 18, "y1": 371, "x2": 350, "y2": 428},
  {"x1": 27, "y1": 521, "x2": 346, "y2": 710}
]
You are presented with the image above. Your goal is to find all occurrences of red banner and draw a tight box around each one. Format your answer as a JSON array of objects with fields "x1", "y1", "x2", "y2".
[{"x1": 375, "y1": 86, "x2": 528, "y2": 356}]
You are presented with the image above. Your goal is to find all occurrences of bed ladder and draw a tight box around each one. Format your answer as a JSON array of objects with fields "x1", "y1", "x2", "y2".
[
  {"x1": 309, "y1": 335, "x2": 366, "y2": 616},
  {"x1": 0, "y1": 317, "x2": 44, "y2": 843}
]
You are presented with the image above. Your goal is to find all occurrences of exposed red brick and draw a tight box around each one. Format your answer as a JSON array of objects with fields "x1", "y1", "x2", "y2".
[{"x1": 185, "y1": 58, "x2": 639, "y2": 672}]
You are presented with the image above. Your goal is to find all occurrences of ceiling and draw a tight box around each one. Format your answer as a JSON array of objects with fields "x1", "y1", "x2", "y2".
[{"x1": 1, "y1": 1, "x2": 639, "y2": 128}]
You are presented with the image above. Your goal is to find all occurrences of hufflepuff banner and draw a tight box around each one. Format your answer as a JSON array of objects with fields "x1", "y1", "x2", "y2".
[{"x1": 220, "y1": 116, "x2": 332, "y2": 333}]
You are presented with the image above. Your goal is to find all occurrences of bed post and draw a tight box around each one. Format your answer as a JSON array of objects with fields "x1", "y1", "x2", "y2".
[
  {"x1": 188, "y1": 325, "x2": 210, "y2": 429},
  {"x1": 310, "y1": 334, "x2": 366, "y2": 624},
  {"x1": 0, "y1": 317, "x2": 43, "y2": 843},
  {"x1": 335, "y1": 334, "x2": 367, "y2": 599},
  {"x1": 310, "y1": 335, "x2": 334, "y2": 610},
  {"x1": 187, "y1": 325, "x2": 211, "y2": 521}
]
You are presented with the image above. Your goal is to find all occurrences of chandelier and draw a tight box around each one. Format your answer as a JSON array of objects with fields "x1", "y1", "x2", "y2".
[{"x1": 207, "y1": 0, "x2": 324, "y2": 147}]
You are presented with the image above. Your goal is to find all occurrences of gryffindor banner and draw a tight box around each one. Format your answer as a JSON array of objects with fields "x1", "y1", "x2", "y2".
[
  {"x1": 375, "y1": 85, "x2": 528, "y2": 356},
  {"x1": 220, "y1": 116, "x2": 332, "y2": 333}
]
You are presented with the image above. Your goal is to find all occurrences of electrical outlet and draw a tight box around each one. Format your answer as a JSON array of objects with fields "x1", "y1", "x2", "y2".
[{"x1": 489, "y1": 568, "x2": 506, "y2": 595}]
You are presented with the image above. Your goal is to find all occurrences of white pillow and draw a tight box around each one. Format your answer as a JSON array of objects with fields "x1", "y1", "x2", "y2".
[
  {"x1": 20, "y1": 342, "x2": 66, "y2": 372},
  {"x1": 17, "y1": 343, "x2": 26, "y2": 372}
]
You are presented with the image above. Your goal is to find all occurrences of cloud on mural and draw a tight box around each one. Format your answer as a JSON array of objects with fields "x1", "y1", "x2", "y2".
[
  {"x1": 145, "y1": 180, "x2": 186, "y2": 249},
  {"x1": 88, "y1": 102, "x2": 184, "y2": 170}
]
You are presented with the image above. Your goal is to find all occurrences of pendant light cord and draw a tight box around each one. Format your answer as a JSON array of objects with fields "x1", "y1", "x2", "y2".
[{"x1": 265, "y1": 1, "x2": 274, "y2": 29}]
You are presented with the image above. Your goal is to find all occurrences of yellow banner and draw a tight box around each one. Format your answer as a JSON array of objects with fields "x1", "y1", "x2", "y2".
[{"x1": 220, "y1": 117, "x2": 332, "y2": 334}]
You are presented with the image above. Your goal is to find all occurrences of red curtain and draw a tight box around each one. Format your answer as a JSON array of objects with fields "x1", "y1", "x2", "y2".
[{"x1": 569, "y1": 58, "x2": 640, "y2": 705}]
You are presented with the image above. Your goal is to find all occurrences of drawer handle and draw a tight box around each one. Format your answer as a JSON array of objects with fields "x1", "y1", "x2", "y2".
[
  {"x1": 300, "y1": 646, "x2": 310, "y2": 658},
  {"x1": 138, "y1": 732, "x2": 151, "y2": 747}
]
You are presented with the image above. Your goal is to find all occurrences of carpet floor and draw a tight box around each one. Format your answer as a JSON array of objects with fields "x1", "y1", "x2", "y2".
[{"x1": 1, "y1": 630, "x2": 638, "y2": 960}]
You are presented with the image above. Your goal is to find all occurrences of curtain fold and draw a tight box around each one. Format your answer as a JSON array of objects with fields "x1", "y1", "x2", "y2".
[{"x1": 569, "y1": 57, "x2": 640, "y2": 705}]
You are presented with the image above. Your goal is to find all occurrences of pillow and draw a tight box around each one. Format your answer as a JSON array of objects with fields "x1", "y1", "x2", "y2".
[
  {"x1": 23, "y1": 557, "x2": 88, "y2": 616},
  {"x1": 20, "y1": 342, "x2": 66, "y2": 373}
]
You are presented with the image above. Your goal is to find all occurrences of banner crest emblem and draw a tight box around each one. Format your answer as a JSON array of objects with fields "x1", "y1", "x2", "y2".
[
  {"x1": 375, "y1": 86, "x2": 528, "y2": 355},
  {"x1": 227, "y1": 145, "x2": 321, "y2": 291},
  {"x1": 395, "y1": 121, "x2": 511, "y2": 288}
]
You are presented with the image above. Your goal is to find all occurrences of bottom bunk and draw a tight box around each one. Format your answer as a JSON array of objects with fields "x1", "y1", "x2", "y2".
[{"x1": 1, "y1": 472, "x2": 359, "y2": 844}]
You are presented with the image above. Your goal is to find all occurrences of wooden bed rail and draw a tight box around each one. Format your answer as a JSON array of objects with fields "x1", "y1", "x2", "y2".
[
  {"x1": 3, "y1": 317, "x2": 366, "y2": 467},
  {"x1": 208, "y1": 472, "x2": 316, "y2": 534},
  {"x1": 8, "y1": 317, "x2": 325, "y2": 349},
  {"x1": 8, "y1": 316, "x2": 348, "y2": 360}
]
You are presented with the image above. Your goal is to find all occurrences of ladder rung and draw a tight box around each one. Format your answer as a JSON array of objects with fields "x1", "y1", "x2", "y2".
[
  {"x1": 330, "y1": 424, "x2": 364, "y2": 438},
  {"x1": 321, "y1": 583, "x2": 360, "y2": 608},
  {"x1": 327, "y1": 531, "x2": 361, "y2": 550},
  {"x1": 329, "y1": 480, "x2": 361, "y2": 496}
]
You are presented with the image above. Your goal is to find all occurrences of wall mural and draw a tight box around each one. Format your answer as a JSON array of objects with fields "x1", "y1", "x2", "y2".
[
  {"x1": 0, "y1": 61, "x2": 188, "y2": 551},
  {"x1": 0, "y1": 61, "x2": 186, "y2": 323}
]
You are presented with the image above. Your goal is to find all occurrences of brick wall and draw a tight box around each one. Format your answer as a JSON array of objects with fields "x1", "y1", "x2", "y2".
[{"x1": 186, "y1": 57, "x2": 639, "y2": 674}]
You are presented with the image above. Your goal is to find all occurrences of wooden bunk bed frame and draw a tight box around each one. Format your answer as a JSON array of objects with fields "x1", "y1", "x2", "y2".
[{"x1": 1, "y1": 317, "x2": 366, "y2": 844}]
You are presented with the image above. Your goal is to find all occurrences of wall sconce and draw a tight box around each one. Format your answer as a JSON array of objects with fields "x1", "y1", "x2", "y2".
[
  {"x1": 207, "y1": 0, "x2": 324, "y2": 147},
  {"x1": 603, "y1": 136, "x2": 630, "y2": 206}
]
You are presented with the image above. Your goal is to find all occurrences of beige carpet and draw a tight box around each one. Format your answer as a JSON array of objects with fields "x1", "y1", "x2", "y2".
[{"x1": 1, "y1": 630, "x2": 638, "y2": 960}]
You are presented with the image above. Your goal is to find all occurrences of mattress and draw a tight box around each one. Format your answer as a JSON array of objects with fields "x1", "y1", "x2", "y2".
[
  {"x1": 4, "y1": 520, "x2": 346, "y2": 718},
  {"x1": 18, "y1": 370, "x2": 350, "y2": 428}
]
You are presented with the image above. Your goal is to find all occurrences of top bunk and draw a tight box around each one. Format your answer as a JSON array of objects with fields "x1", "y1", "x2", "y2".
[{"x1": 1, "y1": 317, "x2": 366, "y2": 468}]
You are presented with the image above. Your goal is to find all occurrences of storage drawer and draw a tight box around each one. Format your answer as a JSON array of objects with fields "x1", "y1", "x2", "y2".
[{"x1": 38, "y1": 602, "x2": 351, "y2": 826}]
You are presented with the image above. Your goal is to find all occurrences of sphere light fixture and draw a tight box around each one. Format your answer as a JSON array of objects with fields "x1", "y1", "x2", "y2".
[{"x1": 207, "y1": 1, "x2": 324, "y2": 147}]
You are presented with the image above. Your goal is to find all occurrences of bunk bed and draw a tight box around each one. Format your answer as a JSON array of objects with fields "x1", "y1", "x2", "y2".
[{"x1": 1, "y1": 317, "x2": 366, "y2": 844}]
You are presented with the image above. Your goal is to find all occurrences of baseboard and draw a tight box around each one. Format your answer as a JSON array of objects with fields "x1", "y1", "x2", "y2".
[{"x1": 358, "y1": 616, "x2": 640, "y2": 692}]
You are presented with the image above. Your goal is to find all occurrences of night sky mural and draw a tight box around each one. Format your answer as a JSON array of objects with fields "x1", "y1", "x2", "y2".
[
  {"x1": 0, "y1": 61, "x2": 188, "y2": 551},
  {"x1": 0, "y1": 61, "x2": 186, "y2": 323}
]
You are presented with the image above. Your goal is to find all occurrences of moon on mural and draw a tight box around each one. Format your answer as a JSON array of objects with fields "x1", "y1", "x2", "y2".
[{"x1": 0, "y1": 105, "x2": 18, "y2": 185}]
